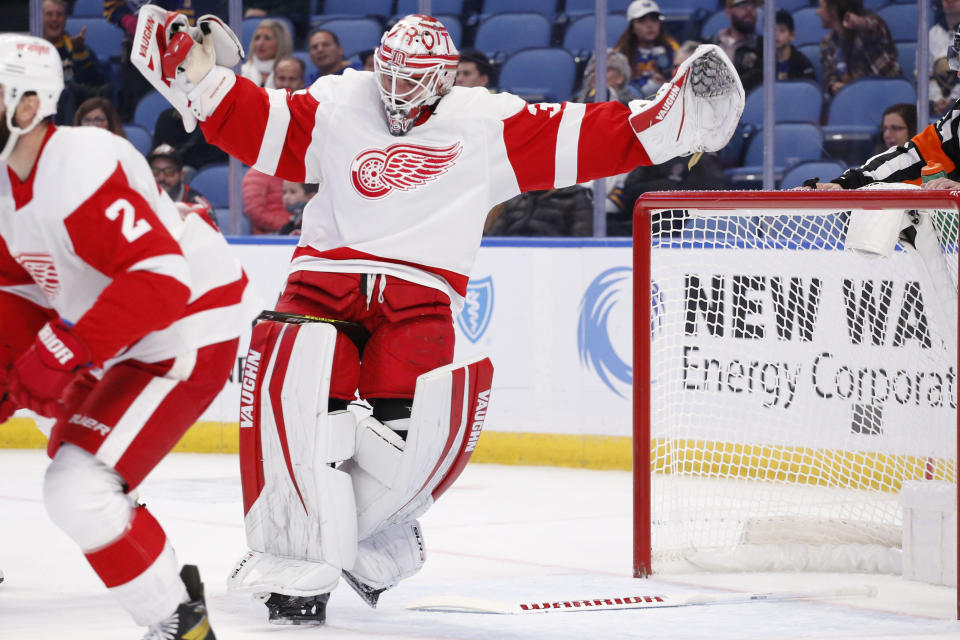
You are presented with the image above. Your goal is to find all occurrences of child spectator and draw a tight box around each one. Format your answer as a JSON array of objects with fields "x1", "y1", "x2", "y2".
[
  {"x1": 73, "y1": 97, "x2": 125, "y2": 137},
  {"x1": 817, "y1": 0, "x2": 902, "y2": 96},
  {"x1": 775, "y1": 9, "x2": 816, "y2": 81},
  {"x1": 278, "y1": 181, "x2": 319, "y2": 235},
  {"x1": 616, "y1": 0, "x2": 679, "y2": 98},
  {"x1": 241, "y1": 19, "x2": 293, "y2": 88}
]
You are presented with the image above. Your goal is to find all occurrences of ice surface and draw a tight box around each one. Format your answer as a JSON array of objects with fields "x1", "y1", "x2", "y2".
[{"x1": 0, "y1": 450, "x2": 958, "y2": 639}]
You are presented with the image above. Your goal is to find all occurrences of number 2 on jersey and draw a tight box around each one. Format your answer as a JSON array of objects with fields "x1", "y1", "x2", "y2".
[{"x1": 105, "y1": 198, "x2": 152, "y2": 242}]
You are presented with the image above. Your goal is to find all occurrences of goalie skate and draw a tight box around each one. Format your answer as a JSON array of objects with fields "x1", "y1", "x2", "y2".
[{"x1": 628, "y1": 44, "x2": 744, "y2": 164}]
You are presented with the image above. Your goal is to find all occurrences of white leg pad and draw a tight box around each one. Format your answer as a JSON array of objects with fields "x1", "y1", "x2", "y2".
[
  {"x1": 343, "y1": 356, "x2": 494, "y2": 540},
  {"x1": 350, "y1": 521, "x2": 426, "y2": 590},
  {"x1": 236, "y1": 318, "x2": 359, "y2": 594}
]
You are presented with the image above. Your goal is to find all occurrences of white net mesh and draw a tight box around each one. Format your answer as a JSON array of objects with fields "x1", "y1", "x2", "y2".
[{"x1": 643, "y1": 197, "x2": 957, "y2": 574}]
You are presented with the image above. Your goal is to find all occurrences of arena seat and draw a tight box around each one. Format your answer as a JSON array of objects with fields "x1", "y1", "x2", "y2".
[
  {"x1": 242, "y1": 16, "x2": 297, "y2": 49},
  {"x1": 189, "y1": 164, "x2": 231, "y2": 209},
  {"x1": 563, "y1": 0, "x2": 633, "y2": 18},
  {"x1": 123, "y1": 124, "x2": 153, "y2": 157},
  {"x1": 474, "y1": 13, "x2": 552, "y2": 57},
  {"x1": 741, "y1": 80, "x2": 823, "y2": 126},
  {"x1": 877, "y1": 4, "x2": 919, "y2": 41},
  {"x1": 64, "y1": 18, "x2": 123, "y2": 60},
  {"x1": 480, "y1": 0, "x2": 559, "y2": 22},
  {"x1": 320, "y1": 0, "x2": 393, "y2": 19},
  {"x1": 798, "y1": 43, "x2": 823, "y2": 85},
  {"x1": 395, "y1": 0, "x2": 465, "y2": 16},
  {"x1": 792, "y1": 7, "x2": 827, "y2": 46},
  {"x1": 307, "y1": 17, "x2": 383, "y2": 56},
  {"x1": 562, "y1": 14, "x2": 629, "y2": 53},
  {"x1": 825, "y1": 77, "x2": 916, "y2": 136},
  {"x1": 897, "y1": 40, "x2": 917, "y2": 80},
  {"x1": 70, "y1": 0, "x2": 104, "y2": 16},
  {"x1": 778, "y1": 159, "x2": 848, "y2": 189},
  {"x1": 132, "y1": 91, "x2": 169, "y2": 134},
  {"x1": 724, "y1": 122, "x2": 825, "y2": 187},
  {"x1": 497, "y1": 47, "x2": 576, "y2": 103}
]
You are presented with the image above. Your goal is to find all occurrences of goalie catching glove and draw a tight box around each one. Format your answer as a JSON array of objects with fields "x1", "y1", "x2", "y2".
[
  {"x1": 131, "y1": 6, "x2": 243, "y2": 131},
  {"x1": 628, "y1": 44, "x2": 744, "y2": 164}
]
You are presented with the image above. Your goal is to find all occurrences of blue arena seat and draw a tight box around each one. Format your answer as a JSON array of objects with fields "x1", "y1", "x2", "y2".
[
  {"x1": 792, "y1": 7, "x2": 827, "y2": 46},
  {"x1": 798, "y1": 43, "x2": 823, "y2": 86},
  {"x1": 563, "y1": 14, "x2": 630, "y2": 53},
  {"x1": 564, "y1": 0, "x2": 633, "y2": 18},
  {"x1": 776, "y1": 0, "x2": 812, "y2": 10},
  {"x1": 474, "y1": 13, "x2": 552, "y2": 57},
  {"x1": 480, "y1": 0, "x2": 560, "y2": 21},
  {"x1": 320, "y1": 0, "x2": 393, "y2": 18},
  {"x1": 132, "y1": 91, "x2": 170, "y2": 134},
  {"x1": 65, "y1": 18, "x2": 124, "y2": 60},
  {"x1": 123, "y1": 124, "x2": 153, "y2": 156},
  {"x1": 877, "y1": 4, "x2": 918, "y2": 41},
  {"x1": 824, "y1": 77, "x2": 916, "y2": 136},
  {"x1": 189, "y1": 164, "x2": 231, "y2": 209},
  {"x1": 741, "y1": 80, "x2": 823, "y2": 126},
  {"x1": 497, "y1": 47, "x2": 576, "y2": 103},
  {"x1": 436, "y1": 15, "x2": 463, "y2": 47},
  {"x1": 862, "y1": 0, "x2": 887, "y2": 9},
  {"x1": 724, "y1": 123, "x2": 824, "y2": 186},
  {"x1": 395, "y1": 0, "x2": 465, "y2": 16},
  {"x1": 71, "y1": 0, "x2": 104, "y2": 16},
  {"x1": 897, "y1": 40, "x2": 917, "y2": 80},
  {"x1": 699, "y1": 10, "x2": 729, "y2": 40},
  {"x1": 308, "y1": 17, "x2": 383, "y2": 56},
  {"x1": 778, "y1": 159, "x2": 848, "y2": 189}
]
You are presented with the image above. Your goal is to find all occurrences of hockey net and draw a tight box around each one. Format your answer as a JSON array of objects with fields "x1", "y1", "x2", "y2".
[{"x1": 632, "y1": 189, "x2": 958, "y2": 579}]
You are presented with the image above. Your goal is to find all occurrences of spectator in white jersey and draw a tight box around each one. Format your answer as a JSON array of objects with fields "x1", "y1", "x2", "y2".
[{"x1": 133, "y1": 8, "x2": 744, "y2": 627}]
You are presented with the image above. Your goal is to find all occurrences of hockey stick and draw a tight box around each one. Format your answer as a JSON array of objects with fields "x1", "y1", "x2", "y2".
[{"x1": 406, "y1": 584, "x2": 877, "y2": 614}]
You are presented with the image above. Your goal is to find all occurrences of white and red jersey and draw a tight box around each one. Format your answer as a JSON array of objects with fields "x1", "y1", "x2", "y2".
[
  {"x1": 201, "y1": 70, "x2": 652, "y2": 307},
  {"x1": 0, "y1": 125, "x2": 259, "y2": 367}
]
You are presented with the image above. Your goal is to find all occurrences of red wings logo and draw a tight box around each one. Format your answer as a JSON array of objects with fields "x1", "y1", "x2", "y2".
[
  {"x1": 15, "y1": 253, "x2": 60, "y2": 297},
  {"x1": 350, "y1": 141, "x2": 462, "y2": 199}
]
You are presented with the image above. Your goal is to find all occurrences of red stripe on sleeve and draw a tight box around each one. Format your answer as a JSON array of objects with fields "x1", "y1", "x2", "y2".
[
  {"x1": 501, "y1": 103, "x2": 562, "y2": 192},
  {"x1": 576, "y1": 101, "x2": 651, "y2": 183},
  {"x1": 275, "y1": 89, "x2": 321, "y2": 182},
  {"x1": 199, "y1": 76, "x2": 273, "y2": 167},
  {"x1": 84, "y1": 506, "x2": 166, "y2": 588}
]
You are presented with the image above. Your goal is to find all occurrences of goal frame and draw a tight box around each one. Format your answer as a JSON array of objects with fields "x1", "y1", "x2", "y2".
[{"x1": 632, "y1": 189, "x2": 960, "y2": 616}]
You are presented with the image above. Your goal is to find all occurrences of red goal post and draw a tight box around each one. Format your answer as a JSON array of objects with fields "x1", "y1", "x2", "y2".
[{"x1": 632, "y1": 190, "x2": 960, "y2": 615}]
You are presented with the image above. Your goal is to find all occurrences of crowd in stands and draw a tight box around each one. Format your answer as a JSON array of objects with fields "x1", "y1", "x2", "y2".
[{"x1": 27, "y1": 0, "x2": 953, "y2": 236}]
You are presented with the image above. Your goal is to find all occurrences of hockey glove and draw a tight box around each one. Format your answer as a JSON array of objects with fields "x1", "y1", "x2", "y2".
[
  {"x1": 0, "y1": 342, "x2": 18, "y2": 423},
  {"x1": 8, "y1": 320, "x2": 92, "y2": 418}
]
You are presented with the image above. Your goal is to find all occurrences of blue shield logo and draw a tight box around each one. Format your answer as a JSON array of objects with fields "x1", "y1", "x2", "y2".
[
  {"x1": 458, "y1": 276, "x2": 494, "y2": 343},
  {"x1": 577, "y1": 267, "x2": 633, "y2": 397}
]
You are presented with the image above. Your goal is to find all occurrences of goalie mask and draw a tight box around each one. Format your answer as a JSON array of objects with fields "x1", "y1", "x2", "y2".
[
  {"x1": 373, "y1": 15, "x2": 458, "y2": 136},
  {"x1": 0, "y1": 34, "x2": 64, "y2": 162}
]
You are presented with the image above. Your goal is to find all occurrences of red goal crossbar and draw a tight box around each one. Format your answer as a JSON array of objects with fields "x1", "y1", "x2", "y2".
[{"x1": 631, "y1": 190, "x2": 960, "y2": 618}]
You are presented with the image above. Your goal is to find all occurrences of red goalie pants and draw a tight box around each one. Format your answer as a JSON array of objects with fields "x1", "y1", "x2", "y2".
[
  {"x1": 276, "y1": 270, "x2": 455, "y2": 400},
  {"x1": 47, "y1": 338, "x2": 240, "y2": 490}
]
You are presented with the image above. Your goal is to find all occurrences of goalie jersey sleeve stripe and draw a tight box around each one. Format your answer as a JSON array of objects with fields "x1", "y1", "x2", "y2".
[{"x1": 254, "y1": 88, "x2": 293, "y2": 176}]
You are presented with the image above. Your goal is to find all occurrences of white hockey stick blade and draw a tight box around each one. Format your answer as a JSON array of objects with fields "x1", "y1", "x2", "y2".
[{"x1": 406, "y1": 585, "x2": 877, "y2": 614}]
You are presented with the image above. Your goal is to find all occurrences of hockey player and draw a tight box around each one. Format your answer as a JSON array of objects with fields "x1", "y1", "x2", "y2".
[
  {"x1": 0, "y1": 34, "x2": 258, "y2": 639},
  {"x1": 132, "y1": 8, "x2": 745, "y2": 625}
]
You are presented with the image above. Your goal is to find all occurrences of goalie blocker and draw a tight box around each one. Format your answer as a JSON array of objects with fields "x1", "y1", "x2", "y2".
[{"x1": 231, "y1": 311, "x2": 493, "y2": 605}]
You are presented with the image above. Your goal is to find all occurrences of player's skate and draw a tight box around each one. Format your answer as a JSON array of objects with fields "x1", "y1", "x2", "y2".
[
  {"x1": 142, "y1": 565, "x2": 215, "y2": 640},
  {"x1": 627, "y1": 44, "x2": 744, "y2": 164},
  {"x1": 264, "y1": 592, "x2": 330, "y2": 625}
]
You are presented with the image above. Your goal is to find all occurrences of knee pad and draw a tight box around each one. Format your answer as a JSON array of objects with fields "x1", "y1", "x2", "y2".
[
  {"x1": 44, "y1": 443, "x2": 134, "y2": 550},
  {"x1": 234, "y1": 314, "x2": 359, "y2": 593},
  {"x1": 344, "y1": 356, "x2": 493, "y2": 540}
]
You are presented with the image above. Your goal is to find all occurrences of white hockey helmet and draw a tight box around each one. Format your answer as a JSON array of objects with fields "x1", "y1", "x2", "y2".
[
  {"x1": 373, "y1": 14, "x2": 459, "y2": 136},
  {"x1": 0, "y1": 34, "x2": 63, "y2": 162}
]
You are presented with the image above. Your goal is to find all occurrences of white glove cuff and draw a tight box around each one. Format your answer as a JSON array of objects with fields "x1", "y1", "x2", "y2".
[{"x1": 187, "y1": 66, "x2": 236, "y2": 121}]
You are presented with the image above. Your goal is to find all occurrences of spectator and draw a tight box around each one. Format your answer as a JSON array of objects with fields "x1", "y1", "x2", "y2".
[
  {"x1": 73, "y1": 97, "x2": 125, "y2": 137},
  {"x1": 616, "y1": 0, "x2": 679, "y2": 98},
  {"x1": 242, "y1": 168, "x2": 288, "y2": 234},
  {"x1": 485, "y1": 187, "x2": 595, "y2": 236},
  {"x1": 241, "y1": 19, "x2": 294, "y2": 88},
  {"x1": 817, "y1": 0, "x2": 902, "y2": 96},
  {"x1": 456, "y1": 49, "x2": 493, "y2": 88},
  {"x1": 931, "y1": 0, "x2": 960, "y2": 115},
  {"x1": 359, "y1": 49, "x2": 376, "y2": 72},
  {"x1": 278, "y1": 181, "x2": 318, "y2": 235},
  {"x1": 241, "y1": 1, "x2": 310, "y2": 43},
  {"x1": 152, "y1": 107, "x2": 229, "y2": 172},
  {"x1": 710, "y1": 0, "x2": 763, "y2": 92},
  {"x1": 43, "y1": 0, "x2": 106, "y2": 124},
  {"x1": 147, "y1": 144, "x2": 213, "y2": 210},
  {"x1": 575, "y1": 49, "x2": 637, "y2": 104},
  {"x1": 274, "y1": 56, "x2": 306, "y2": 91},
  {"x1": 877, "y1": 103, "x2": 917, "y2": 152},
  {"x1": 305, "y1": 28, "x2": 359, "y2": 84},
  {"x1": 775, "y1": 9, "x2": 816, "y2": 81}
]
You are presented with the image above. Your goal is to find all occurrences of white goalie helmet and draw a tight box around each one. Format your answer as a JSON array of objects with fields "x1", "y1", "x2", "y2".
[
  {"x1": 373, "y1": 14, "x2": 459, "y2": 136},
  {"x1": 0, "y1": 34, "x2": 64, "y2": 162}
]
